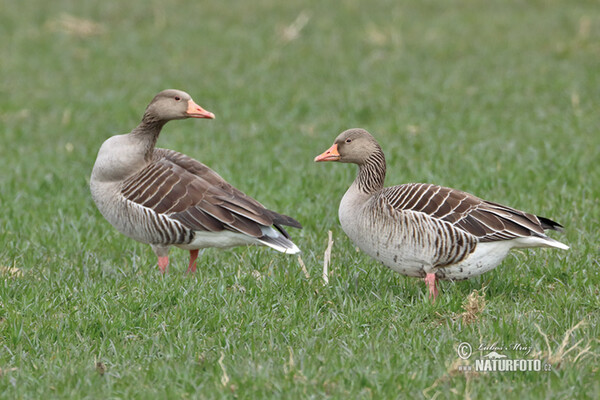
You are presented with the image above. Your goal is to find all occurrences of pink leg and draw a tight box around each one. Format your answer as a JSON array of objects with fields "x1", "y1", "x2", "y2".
[
  {"x1": 187, "y1": 249, "x2": 199, "y2": 274},
  {"x1": 424, "y1": 273, "x2": 439, "y2": 301},
  {"x1": 158, "y1": 256, "x2": 169, "y2": 274}
]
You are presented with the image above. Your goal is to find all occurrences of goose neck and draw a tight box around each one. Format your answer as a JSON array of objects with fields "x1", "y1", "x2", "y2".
[
  {"x1": 130, "y1": 116, "x2": 167, "y2": 159},
  {"x1": 355, "y1": 150, "x2": 386, "y2": 194}
]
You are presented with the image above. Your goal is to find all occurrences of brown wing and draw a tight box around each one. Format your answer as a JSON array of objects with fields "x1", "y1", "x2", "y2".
[
  {"x1": 120, "y1": 148, "x2": 301, "y2": 238},
  {"x1": 381, "y1": 183, "x2": 557, "y2": 242}
]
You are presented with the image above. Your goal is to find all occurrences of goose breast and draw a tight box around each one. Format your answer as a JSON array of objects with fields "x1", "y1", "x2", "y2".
[{"x1": 340, "y1": 184, "x2": 478, "y2": 278}]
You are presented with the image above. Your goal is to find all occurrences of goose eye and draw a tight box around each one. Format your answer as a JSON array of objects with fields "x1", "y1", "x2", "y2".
[
  {"x1": 345, "y1": 138, "x2": 352, "y2": 143},
  {"x1": 174, "y1": 96, "x2": 181, "y2": 101}
]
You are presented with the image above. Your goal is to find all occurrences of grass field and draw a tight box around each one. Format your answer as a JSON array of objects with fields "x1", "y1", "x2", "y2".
[{"x1": 1, "y1": 0, "x2": 599, "y2": 398}]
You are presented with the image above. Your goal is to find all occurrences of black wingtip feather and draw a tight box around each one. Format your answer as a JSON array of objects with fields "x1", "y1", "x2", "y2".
[
  {"x1": 537, "y1": 216, "x2": 564, "y2": 232},
  {"x1": 266, "y1": 210, "x2": 303, "y2": 229}
]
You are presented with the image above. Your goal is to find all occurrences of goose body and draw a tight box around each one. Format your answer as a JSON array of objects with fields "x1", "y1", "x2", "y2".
[
  {"x1": 315, "y1": 128, "x2": 568, "y2": 299},
  {"x1": 91, "y1": 89, "x2": 301, "y2": 273}
]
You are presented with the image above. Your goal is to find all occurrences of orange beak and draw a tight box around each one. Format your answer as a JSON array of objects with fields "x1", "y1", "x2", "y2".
[
  {"x1": 186, "y1": 99, "x2": 215, "y2": 119},
  {"x1": 314, "y1": 143, "x2": 341, "y2": 162}
]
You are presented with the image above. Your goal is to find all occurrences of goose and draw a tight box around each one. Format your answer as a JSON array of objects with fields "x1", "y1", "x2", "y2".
[
  {"x1": 90, "y1": 89, "x2": 301, "y2": 273},
  {"x1": 314, "y1": 128, "x2": 568, "y2": 300}
]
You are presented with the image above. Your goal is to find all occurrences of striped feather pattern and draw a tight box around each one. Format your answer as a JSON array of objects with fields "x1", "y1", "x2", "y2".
[
  {"x1": 120, "y1": 148, "x2": 301, "y2": 241},
  {"x1": 380, "y1": 183, "x2": 559, "y2": 242},
  {"x1": 322, "y1": 128, "x2": 567, "y2": 283},
  {"x1": 376, "y1": 199, "x2": 478, "y2": 268},
  {"x1": 125, "y1": 201, "x2": 193, "y2": 245},
  {"x1": 92, "y1": 90, "x2": 302, "y2": 272}
]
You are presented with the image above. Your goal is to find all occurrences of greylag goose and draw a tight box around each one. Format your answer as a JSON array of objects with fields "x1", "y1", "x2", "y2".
[
  {"x1": 315, "y1": 128, "x2": 568, "y2": 300},
  {"x1": 91, "y1": 89, "x2": 301, "y2": 273}
]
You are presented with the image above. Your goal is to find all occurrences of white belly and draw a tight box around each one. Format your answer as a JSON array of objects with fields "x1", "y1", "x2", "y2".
[{"x1": 434, "y1": 241, "x2": 512, "y2": 280}]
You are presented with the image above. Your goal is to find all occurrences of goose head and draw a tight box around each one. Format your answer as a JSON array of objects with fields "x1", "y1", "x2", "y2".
[
  {"x1": 314, "y1": 128, "x2": 380, "y2": 165},
  {"x1": 143, "y1": 89, "x2": 215, "y2": 122}
]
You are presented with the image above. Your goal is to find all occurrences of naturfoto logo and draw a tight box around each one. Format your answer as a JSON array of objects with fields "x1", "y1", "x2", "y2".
[{"x1": 456, "y1": 342, "x2": 551, "y2": 372}]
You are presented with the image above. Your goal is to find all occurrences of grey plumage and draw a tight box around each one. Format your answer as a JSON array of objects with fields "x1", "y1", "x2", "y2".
[
  {"x1": 91, "y1": 89, "x2": 301, "y2": 273},
  {"x1": 315, "y1": 128, "x2": 568, "y2": 299}
]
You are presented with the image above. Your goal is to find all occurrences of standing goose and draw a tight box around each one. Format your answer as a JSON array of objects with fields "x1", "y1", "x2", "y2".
[
  {"x1": 315, "y1": 128, "x2": 568, "y2": 300},
  {"x1": 91, "y1": 89, "x2": 301, "y2": 273}
]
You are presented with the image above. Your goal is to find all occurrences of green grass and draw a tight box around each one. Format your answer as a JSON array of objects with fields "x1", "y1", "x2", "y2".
[{"x1": 1, "y1": 0, "x2": 599, "y2": 398}]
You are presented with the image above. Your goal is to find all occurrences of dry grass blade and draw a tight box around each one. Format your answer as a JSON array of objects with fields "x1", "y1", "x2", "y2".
[
  {"x1": 0, "y1": 367, "x2": 19, "y2": 376},
  {"x1": 218, "y1": 352, "x2": 229, "y2": 387},
  {"x1": 460, "y1": 289, "x2": 486, "y2": 324},
  {"x1": 0, "y1": 266, "x2": 23, "y2": 278},
  {"x1": 284, "y1": 346, "x2": 294, "y2": 374},
  {"x1": 533, "y1": 319, "x2": 597, "y2": 368},
  {"x1": 322, "y1": 230, "x2": 333, "y2": 285},
  {"x1": 297, "y1": 256, "x2": 310, "y2": 279},
  {"x1": 280, "y1": 11, "x2": 310, "y2": 42},
  {"x1": 45, "y1": 13, "x2": 105, "y2": 37}
]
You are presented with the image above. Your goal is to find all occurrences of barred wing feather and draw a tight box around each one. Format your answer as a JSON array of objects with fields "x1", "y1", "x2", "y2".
[
  {"x1": 381, "y1": 183, "x2": 562, "y2": 242},
  {"x1": 120, "y1": 148, "x2": 301, "y2": 239}
]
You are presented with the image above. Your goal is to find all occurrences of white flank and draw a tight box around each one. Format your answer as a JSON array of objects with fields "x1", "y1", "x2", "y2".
[
  {"x1": 177, "y1": 227, "x2": 301, "y2": 254},
  {"x1": 510, "y1": 235, "x2": 570, "y2": 251}
]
